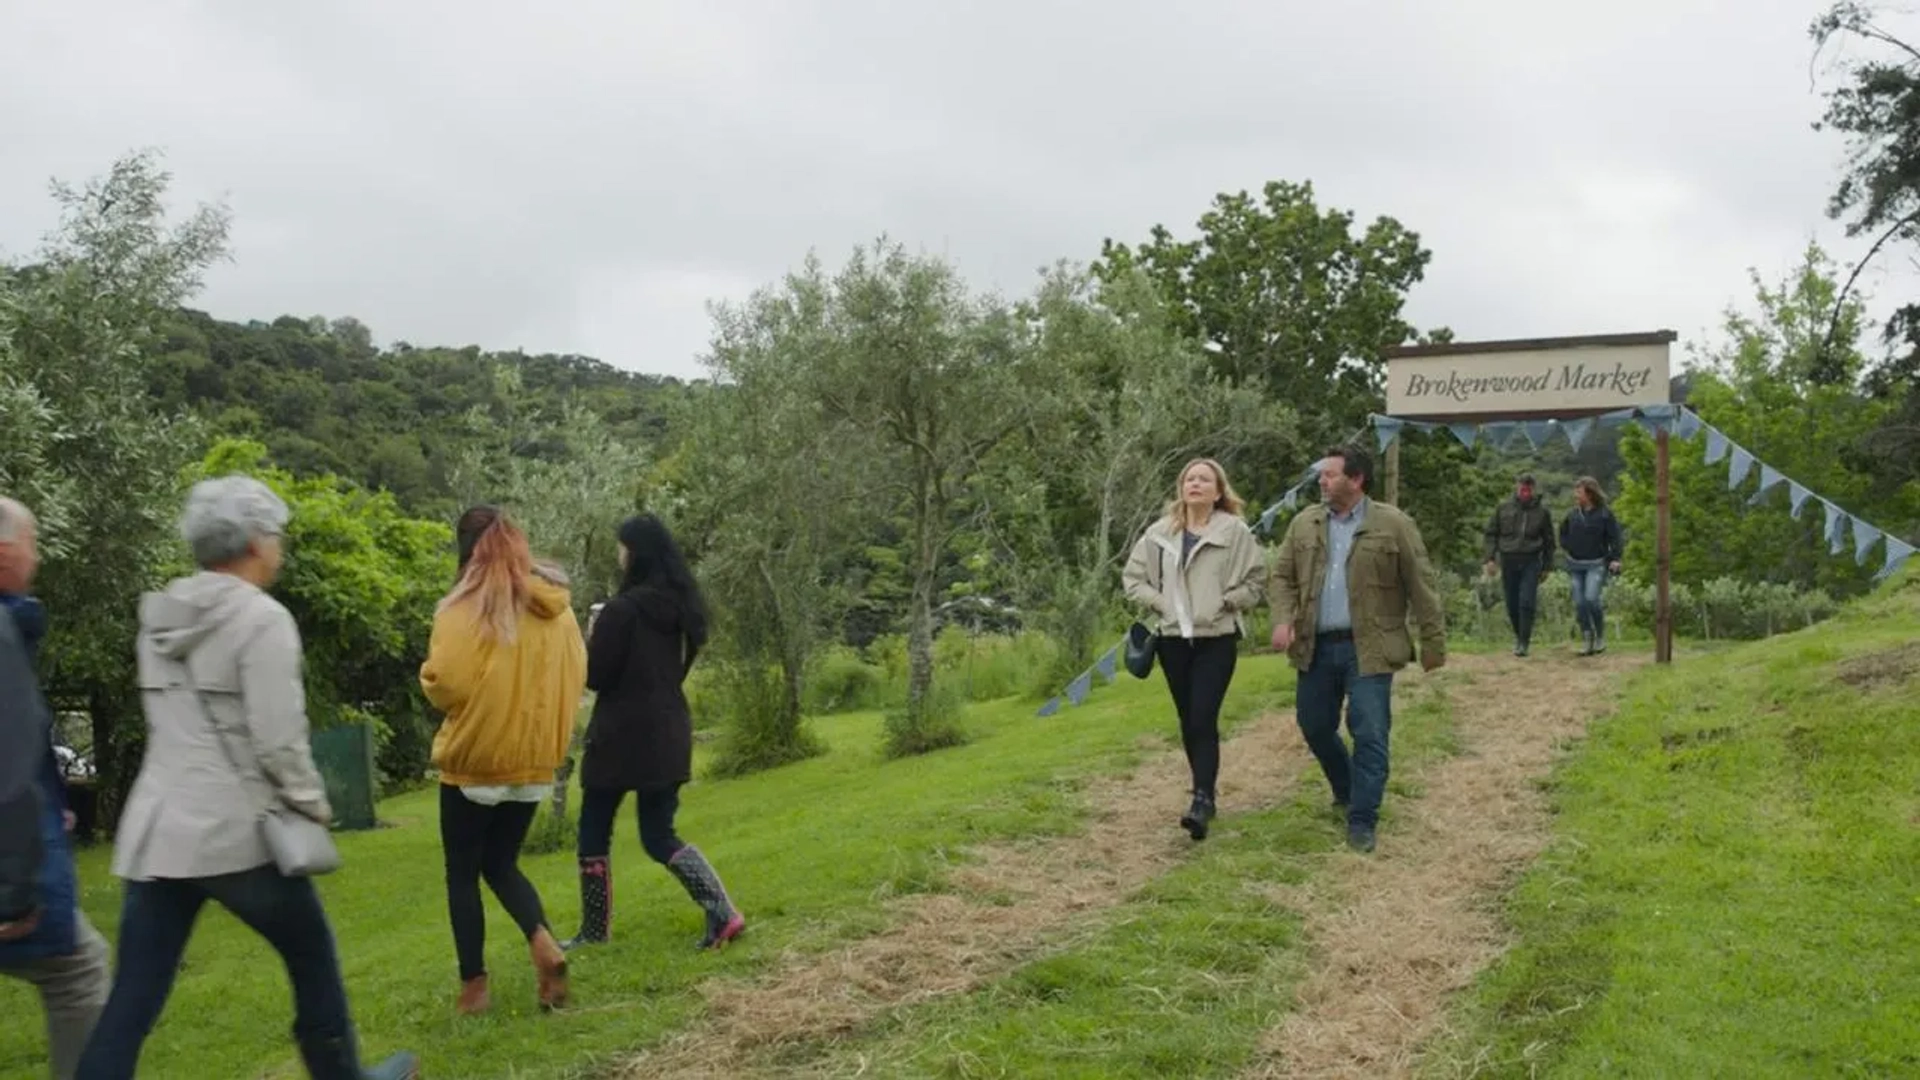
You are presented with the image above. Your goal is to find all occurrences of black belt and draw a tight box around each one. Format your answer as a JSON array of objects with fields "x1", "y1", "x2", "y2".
[{"x1": 1316, "y1": 629, "x2": 1353, "y2": 642}]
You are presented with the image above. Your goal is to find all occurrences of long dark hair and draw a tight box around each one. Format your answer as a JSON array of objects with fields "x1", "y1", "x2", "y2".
[
  {"x1": 1574, "y1": 477, "x2": 1609, "y2": 510},
  {"x1": 616, "y1": 514, "x2": 709, "y2": 645}
]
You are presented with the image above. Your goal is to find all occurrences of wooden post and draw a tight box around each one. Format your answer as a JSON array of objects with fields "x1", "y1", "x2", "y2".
[
  {"x1": 1655, "y1": 428, "x2": 1673, "y2": 664},
  {"x1": 1383, "y1": 438, "x2": 1401, "y2": 506}
]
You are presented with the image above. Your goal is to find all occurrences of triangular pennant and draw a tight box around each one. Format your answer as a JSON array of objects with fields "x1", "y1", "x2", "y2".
[
  {"x1": 1521, "y1": 420, "x2": 1556, "y2": 450},
  {"x1": 1560, "y1": 417, "x2": 1595, "y2": 452},
  {"x1": 1676, "y1": 408, "x2": 1704, "y2": 440},
  {"x1": 1788, "y1": 483, "x2": 1814, "y2": 519},
  {"x1": 1256, "y1": 504, "x2": 1281, "y2": 533},
  {"x1": 1634, "y1": 403, "x2": 1680, "y2": 435},
  {"x1": 1854, "y1": 521, "x2": 1883, "y2": 564},
  {"x1": 1445, "y1": 422, "x2": 1479, "y2": 449},
  {"x1": 1093, "y1": 646, "x2": 1119, "y2": 684},
  {"x1": 1480, "y1": 421, "x2": 1519, "y2": 449},
  {"x1": 1036, "y1": 696, "x2": 1062, "y2": 718},
  {"x1": 1704, "y1": 428, "x2": 1730, "y2": 464},
  {"x1": 1824, "y1": 502, "x2": 1849, "y2": 554},
  {"x1": 1754, "y1": 465, "x2": 1785, "y2": 494},
  {"x1": 1880, "y1": 537, "x2": 1917, "y2": 581},
  {"x1": 1374, "y1": 416, "x2": 1405, "y2": 452},
  {"x1": 1301, "y1": 462, "x2": 1322, "y2": 485},
  {"x1": 1727, "y1": 446, "x2": 1755, "y2": 489},
  {"x1": 1064, "y1": 671, "x2": 1093, "y2": 706},
  {"x1": 1282, "y1": 487, "x2": 1301, "y2": 510},
  {"x1": 1596, "y1": 407, "x2": 1640, "y2": 429}
]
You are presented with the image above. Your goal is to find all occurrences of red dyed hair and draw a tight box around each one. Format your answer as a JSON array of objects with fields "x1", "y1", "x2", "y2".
[{"x1": 438, "y1": 512, "x2": 534, "y2": 641}]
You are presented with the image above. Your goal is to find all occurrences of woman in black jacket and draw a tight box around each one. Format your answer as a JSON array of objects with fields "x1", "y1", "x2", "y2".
[
  {"x1": 1559, "y1": 477, "x2": 1625, "y2": 656},
  {"x1": 562, "y1": 514, "x2": 744, "y2": 952}
]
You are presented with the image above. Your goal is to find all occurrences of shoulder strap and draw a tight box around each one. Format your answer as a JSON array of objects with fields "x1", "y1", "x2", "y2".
[{"x1": 167, "y1": 648, "x2": 267, "y2": 816}]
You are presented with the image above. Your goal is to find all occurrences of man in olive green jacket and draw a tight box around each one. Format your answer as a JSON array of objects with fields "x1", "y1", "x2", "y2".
[{"x1": 1267, "y1": 445, "x2": 1446, "y2": 853}]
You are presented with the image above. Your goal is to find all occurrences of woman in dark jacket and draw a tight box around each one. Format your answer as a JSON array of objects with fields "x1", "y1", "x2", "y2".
[
  {"x1": 561, "y1": 514, "x2": 745, "y2": 952},
  {"x1": 1559, "y1": 477, "x2": 1625, "y2": 656}
]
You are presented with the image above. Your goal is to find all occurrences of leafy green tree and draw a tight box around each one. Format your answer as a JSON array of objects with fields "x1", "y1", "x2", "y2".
[
  {"x1": 1615, "y1": 244, "x2": 1920, "y2": 593},
  {"x1": 1093, "y1": 180, "x2": 1433, "y2": 453},
  {"x1": 1008, "y1": 264, "x2": 1289, "y2": 681},
  {"x1": 0, "y1": 150, "x2": 229, "y2": 817},
  {"x1": 445, "y1": 367, "x2": 653, "y2": 604},
  {"x1": 1811, "y1": 2, "x2": 1920, "y2": 485},
  {"x1": 809, "y1": 240, "x2": 1033, "y2": 756},
  {"x1": 677, "y1": 268, "x2": 873, "y2": 773}
]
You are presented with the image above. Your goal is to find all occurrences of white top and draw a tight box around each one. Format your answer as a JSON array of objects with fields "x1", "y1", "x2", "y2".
[{"x1": 459, "y1": 784, "x2": 552, "y2": 806}]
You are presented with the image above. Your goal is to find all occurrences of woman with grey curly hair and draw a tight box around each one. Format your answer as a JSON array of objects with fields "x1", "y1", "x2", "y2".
[{"x1": 76, "y1": 476, "x2": 417, "y2": 1080}]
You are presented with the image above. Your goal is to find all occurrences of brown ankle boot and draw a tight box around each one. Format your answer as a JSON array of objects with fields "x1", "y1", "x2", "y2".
[
  {"x1": 529, "y1": 927, "x2": 569, "y2": 1010},
  {"x1": 456, "y1": 974, "x2": 491, "y2": 1015}
]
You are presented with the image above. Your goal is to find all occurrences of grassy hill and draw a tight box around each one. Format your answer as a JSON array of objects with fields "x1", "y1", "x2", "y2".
[
  {"x1": 0, "y1": 658, "x2": 1300, "y2": 1079},
  {"x1": 8, "y1": 568, "x2": 1918, "y2": 1078},
  {"x1": 1423, "y1": 568, "x2": 1920, "y2": 1077}
]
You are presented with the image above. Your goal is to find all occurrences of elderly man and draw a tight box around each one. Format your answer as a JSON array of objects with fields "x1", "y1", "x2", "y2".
[
  {"x1": 1267, "y1": 446, "x2": 1447, "y2": 854},
  {"x1": 0, "y1": 497, "x2": 111, "y2": 1079}
]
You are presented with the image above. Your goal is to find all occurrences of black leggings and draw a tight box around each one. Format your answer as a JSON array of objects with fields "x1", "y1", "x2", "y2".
[
  {"x1": 1156, "y1": 634, "x2": 1239, "y2": 796},
  {"x1": 438, "y1": 785, "x2": 549, "y2": 981},
  {"x1": 577, "y1": 785, "x2": 683, "y2": 865}
]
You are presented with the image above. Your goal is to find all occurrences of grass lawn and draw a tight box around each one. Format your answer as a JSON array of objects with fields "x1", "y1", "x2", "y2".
[
  {"x1": 0, "y1": 654, "x2": 1296, "y2": 1080},
  {"x1": 766, "y1": 668, "x2": 1463, "y2": 1079},
  {"x1": 1421, "y1": 572, "x2": 1920, "y2": 1078}
]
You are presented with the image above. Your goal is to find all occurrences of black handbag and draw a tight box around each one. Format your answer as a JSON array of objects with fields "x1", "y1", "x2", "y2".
[{"x1": 1124, "y1": 620, "x2": 1157, "y2": 679}]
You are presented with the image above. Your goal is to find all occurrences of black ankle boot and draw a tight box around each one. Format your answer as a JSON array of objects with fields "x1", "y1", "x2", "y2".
[{"x1": 1179, "y1": 790, "x2": 1216, "y2": 840}]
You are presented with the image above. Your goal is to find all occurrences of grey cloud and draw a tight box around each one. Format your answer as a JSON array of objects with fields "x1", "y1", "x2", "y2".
[{"x1": 2, "y1": 0, "x2": 1914, "y2": 380}]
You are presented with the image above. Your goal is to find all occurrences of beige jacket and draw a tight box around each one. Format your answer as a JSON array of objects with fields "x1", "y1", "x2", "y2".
[
  {"x1": 114, "y1": 572, "x2": 332, "y2": 882},
  {"x1": 1122, "y1": 511, "x2": 1266, "y2": 640}
]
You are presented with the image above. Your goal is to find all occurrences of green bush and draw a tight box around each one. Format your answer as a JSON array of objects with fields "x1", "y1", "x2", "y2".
[
  {"x1": 706, "y1": 658, "x2": 825, "y2": 779},
  {"x1": 1441, "y1": 570, "x2": 1842, "y2": 643},
  {"x1": 883, "y1": 678, "x2": 969, "y2": 758},
  {"x1": 804, "y1": 644, "x2": 887, "y2": 714}
]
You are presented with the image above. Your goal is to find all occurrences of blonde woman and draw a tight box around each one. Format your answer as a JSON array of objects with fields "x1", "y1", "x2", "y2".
[
  {"x1": 421, "y1": 506, "x2": 585, "y2": 1015},
  {"x1": 1122, "y1": 458, "x2": 1264, "y2": 840}
]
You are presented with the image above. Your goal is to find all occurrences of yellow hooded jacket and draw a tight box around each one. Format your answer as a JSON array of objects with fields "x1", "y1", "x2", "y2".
[{"x1": 421, "y1": 573, "x2": 586, "y2": 787}]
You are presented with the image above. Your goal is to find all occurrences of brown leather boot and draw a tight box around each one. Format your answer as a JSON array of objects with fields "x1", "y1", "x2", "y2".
[
  {"x1": 456, "y1": 974, "x2": 491, "y2": 1016},
  {"x1": 529, "y1": 927, "x2": 570, "y2": 1010}
]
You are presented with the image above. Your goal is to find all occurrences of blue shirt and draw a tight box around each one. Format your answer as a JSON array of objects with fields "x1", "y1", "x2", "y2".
[{"x1": 1316, "y1": 498, "x2": 1368, "y2": 633}]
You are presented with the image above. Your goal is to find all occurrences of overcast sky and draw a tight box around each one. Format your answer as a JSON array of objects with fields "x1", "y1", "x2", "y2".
[{"x1": 2, "y1": 0, "x2": 1913, "y2": 381}]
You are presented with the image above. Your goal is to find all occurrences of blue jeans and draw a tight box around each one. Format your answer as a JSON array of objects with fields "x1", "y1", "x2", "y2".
[
  {"x1": 75, "y1": 866, "x2": 360, "y2": 1079},
  {"x1": 1567, "y1": 562, "x2": 1607, "y2": 637},
  {"x1": 1295, "y1": 634, "x2": 1395, "y2": 828}
]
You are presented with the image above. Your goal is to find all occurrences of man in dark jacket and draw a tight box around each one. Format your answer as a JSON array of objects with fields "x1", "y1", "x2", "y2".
[
  {"x1": 0, "y1": 497, "x2": 110, "y2": 1079},
  {"x1": 1482, "y1": 474, "x2": 1556, "y2": 657}
]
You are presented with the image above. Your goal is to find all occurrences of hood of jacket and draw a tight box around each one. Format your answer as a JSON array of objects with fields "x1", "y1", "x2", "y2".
[
  {"x1": 139, "y1": 572, "x2": 265, "y2": 661},
  {"x1": 526, "y1": 576, "x2": 574, "y2": 621}
]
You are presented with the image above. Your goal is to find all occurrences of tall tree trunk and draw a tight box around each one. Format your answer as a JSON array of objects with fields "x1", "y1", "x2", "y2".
[{"x1": 905, "y1": 471, "x2": 939, "y2": 724}]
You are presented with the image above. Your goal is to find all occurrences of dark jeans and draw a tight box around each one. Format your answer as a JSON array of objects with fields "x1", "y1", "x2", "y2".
[
  {"x1": 74, "y1": 866, "x2": 357, "y2": 1080},
  {"x1": 439, "y1": 785, "x2": 548, "y2": 981},
  {"x1": 577, "y1": 785, "x2": 684, "y2": 865},
  {"x1": 1568, "y1": 563, "x2": 1607, "y2": 637},
  {"x1": 1501, "y1": 555, "x2": 1544, "y2": 647},
  {"x1": 1295, "y1": 634, "x2": 1396, "y2": 829},
  {"x1": 1156, "y1": 633, "x2": 1239, "y2": 796}
]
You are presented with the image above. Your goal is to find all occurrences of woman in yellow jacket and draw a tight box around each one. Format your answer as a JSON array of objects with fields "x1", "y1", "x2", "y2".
[{"x1": 420, "y1": 506, "x2": 585, "y2": 1016}]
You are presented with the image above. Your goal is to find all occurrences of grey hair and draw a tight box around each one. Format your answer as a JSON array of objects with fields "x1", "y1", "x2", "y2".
[
  {"x1": 180, "y1": 475, "x2": 290, "y2": 569},
  {"x1": 0, "y1": 497, "x2": 32, "y2": 543}
]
